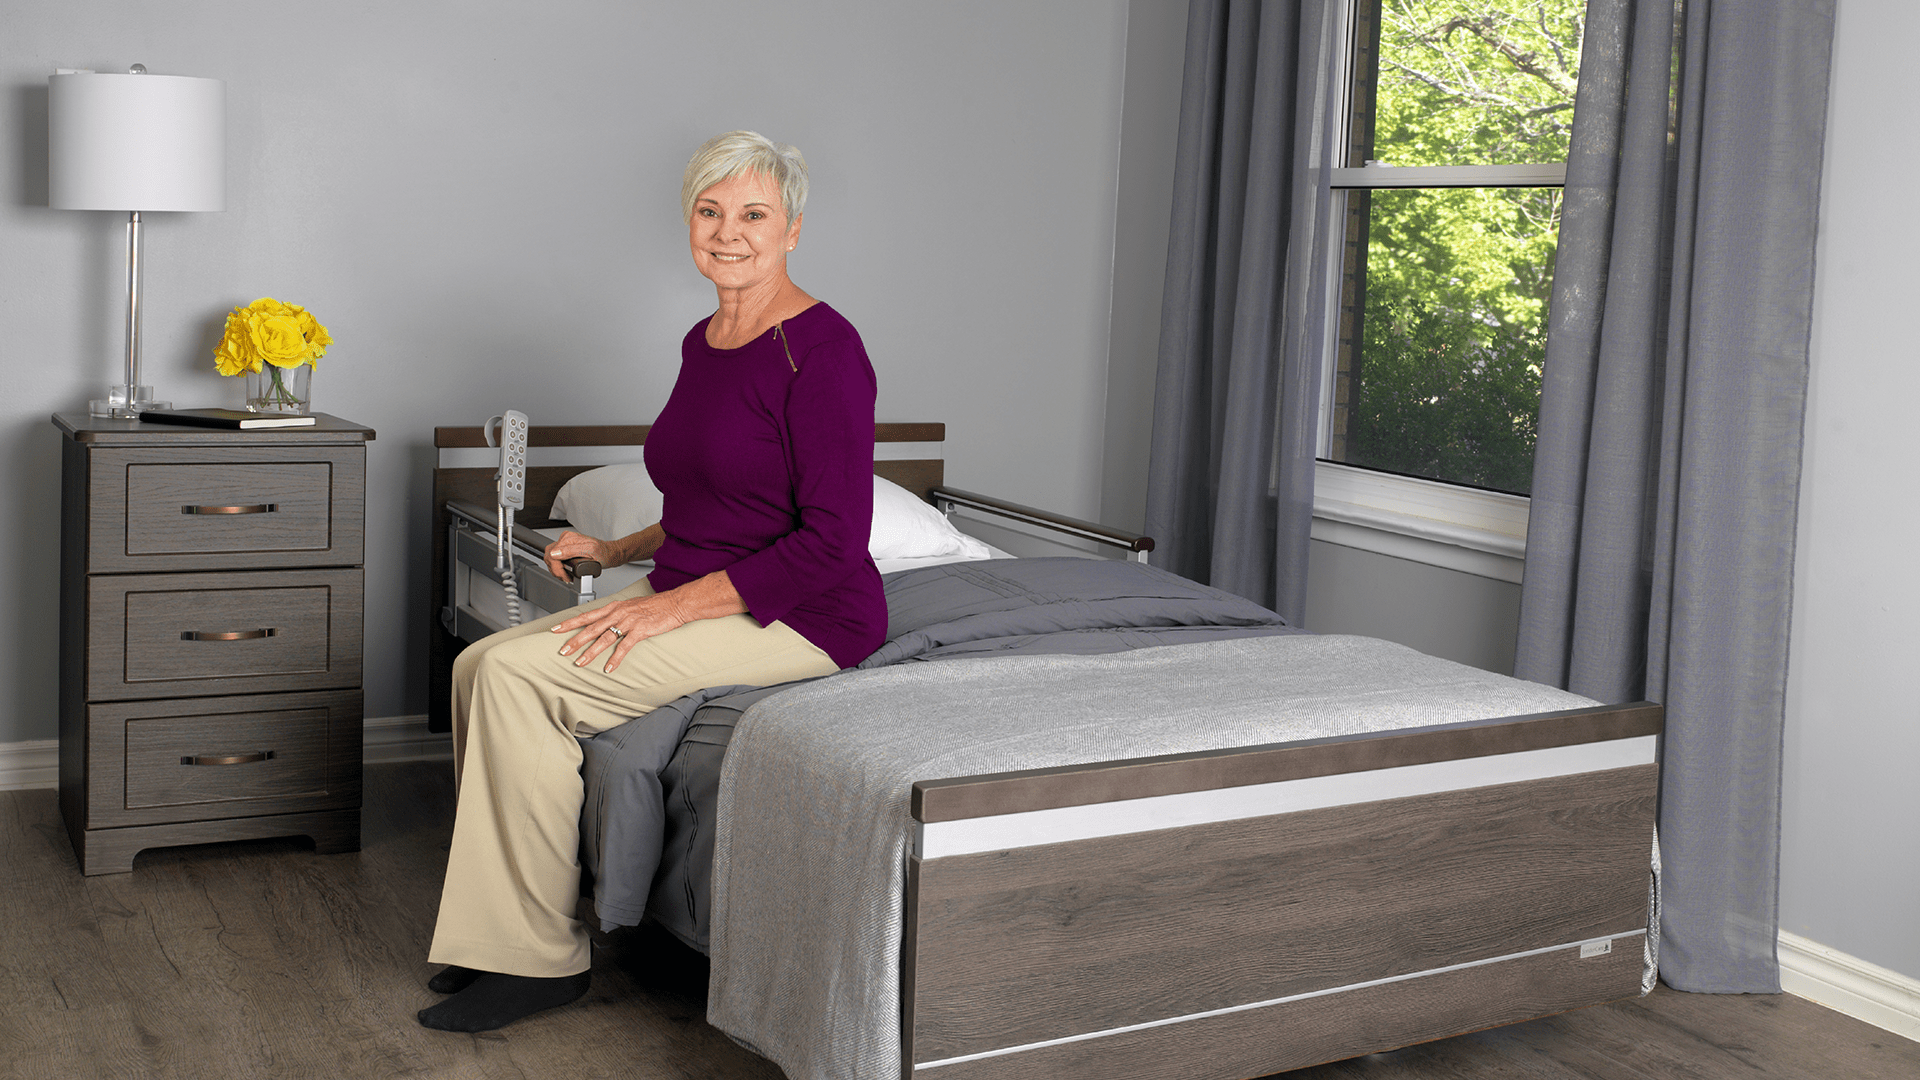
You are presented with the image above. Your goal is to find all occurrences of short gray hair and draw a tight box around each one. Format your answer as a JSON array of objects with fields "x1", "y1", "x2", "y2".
[{"x1": 680, "y1": 131, "x2": 808, "y2": 224}]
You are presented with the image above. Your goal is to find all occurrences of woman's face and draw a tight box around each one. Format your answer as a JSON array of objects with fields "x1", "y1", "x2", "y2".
[{"x1": 689, "y1": 171, "x2": 802, "y2": 291}]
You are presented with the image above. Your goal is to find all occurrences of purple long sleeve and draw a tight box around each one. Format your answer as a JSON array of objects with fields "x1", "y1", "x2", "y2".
[{"x1": 643, "y1": 303, "x2": 886, "y2": 669}]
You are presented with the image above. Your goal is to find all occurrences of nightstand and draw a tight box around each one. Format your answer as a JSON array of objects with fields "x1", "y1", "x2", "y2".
[{"x1": 54, "y1": 413, "x2": 375, "y2": 875}]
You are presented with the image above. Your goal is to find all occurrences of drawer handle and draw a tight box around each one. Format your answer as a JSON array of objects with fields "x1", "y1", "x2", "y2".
[
  {"x1": 182, "y1": 503, "x2": 278, "y2": 515},
  {"x1": 180, "y1": 751, "x2": 276, "y2": 767},
  {"x1": 180, "y1": 628, "x2": 280, "y2": 642}
]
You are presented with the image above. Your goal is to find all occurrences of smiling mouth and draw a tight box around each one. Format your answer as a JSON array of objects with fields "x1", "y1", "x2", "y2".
[{"x1": 711, "y1": 252, "x2": 750, "y2": 262}]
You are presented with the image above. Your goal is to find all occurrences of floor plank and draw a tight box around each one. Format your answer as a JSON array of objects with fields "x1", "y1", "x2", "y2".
[{"x1": 1, "y1": 761, "x2": 1912, "y2": 1080}]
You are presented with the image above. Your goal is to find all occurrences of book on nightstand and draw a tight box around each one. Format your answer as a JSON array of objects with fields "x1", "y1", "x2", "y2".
[{"x1": 138, "y1": 408, "x2": 318, "y2": 430}]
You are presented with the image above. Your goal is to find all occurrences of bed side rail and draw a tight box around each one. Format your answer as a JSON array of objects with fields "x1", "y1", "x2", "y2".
[
  {"x1": 929, "y1": 486, "x2": 1154, "y2": 561},
  {"x1": 446, "y1": 498, "x2": 597, "y2": 577},
  {"x1": 443, "y1": 500, "x2": 601, "y2": 639}
]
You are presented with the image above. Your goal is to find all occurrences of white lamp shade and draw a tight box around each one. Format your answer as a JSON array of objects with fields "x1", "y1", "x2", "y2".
[{"x1": 49, "y1": 72, "x2": 225, "y2": 212}]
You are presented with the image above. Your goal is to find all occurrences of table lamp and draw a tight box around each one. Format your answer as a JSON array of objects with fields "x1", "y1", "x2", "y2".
[{"x1": 49, "y1": 65, "x2": 225, "y2": 417}]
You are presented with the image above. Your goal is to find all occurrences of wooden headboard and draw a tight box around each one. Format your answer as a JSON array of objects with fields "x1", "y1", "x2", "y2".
[
  {"x1": 426, "y1": 422, "x2": 945, "y2": 731},
  {"x1": 430, "y1": 421, "x2": 946, "y2": 527}
]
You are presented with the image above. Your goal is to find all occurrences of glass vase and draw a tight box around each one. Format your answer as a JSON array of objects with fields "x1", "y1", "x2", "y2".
[{"x1": 245, "y1": 365, "x2": 313, "y2": 415}]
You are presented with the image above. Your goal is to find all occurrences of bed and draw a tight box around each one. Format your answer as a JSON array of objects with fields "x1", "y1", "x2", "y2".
[{"x1": 429, "y1": 422, "x2": 1661, "y2": 1080}]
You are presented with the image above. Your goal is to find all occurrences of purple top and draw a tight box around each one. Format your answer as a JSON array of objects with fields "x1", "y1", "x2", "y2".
[{"x1": 644, "y1": 302, "x2": 886, "y2": 669}]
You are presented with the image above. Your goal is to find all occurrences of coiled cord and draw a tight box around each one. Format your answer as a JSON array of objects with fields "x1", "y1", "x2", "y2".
[
  {"x1": 499, "y1": 562, "x2": 524, "y2": 627},
  {"x1": 497, "y1": 504, "x2": 524, "y2": 627}
]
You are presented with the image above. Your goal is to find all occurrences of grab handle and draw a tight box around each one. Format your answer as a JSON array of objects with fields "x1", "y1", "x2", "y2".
[
  {"x1": 180, "y1": 628, "x2": 279, "y2": 642},
  {"x1": 180, "y1": 751, "x2": 276, "y2": 766},
  {"x1": 182, "y1": 503, "x2": 278, "y2": 515}
]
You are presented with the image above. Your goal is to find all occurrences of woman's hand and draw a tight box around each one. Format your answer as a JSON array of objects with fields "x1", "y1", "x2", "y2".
[
  {"x1": 543, "y1": 523, "x2": 665, "y2": 580},
  {"x1": 542, "y1": 530, "x2": 617, "y2": 580},
  {"x1": 551, "y1": 569, "x2": 747, "y2": 673},
  {"x1": 551, "y1": 592, "x2": 690, "y2": 672}
]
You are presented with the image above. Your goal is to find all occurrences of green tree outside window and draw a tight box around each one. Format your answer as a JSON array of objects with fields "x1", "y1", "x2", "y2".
[{"x1": 1333, "y1": 0, "x2": 1584, "y2": 494}]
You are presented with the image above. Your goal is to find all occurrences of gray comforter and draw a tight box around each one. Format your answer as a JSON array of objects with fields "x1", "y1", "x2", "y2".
[{"x1": 576, "y1": 557, "x2": 1298, "y2": 944}]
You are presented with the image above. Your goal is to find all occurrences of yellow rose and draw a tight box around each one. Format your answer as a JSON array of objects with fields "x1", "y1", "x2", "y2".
[
  {"x1": 249, "y1": 312, "x2": 312, "y2": 369},
  {"x1": 213, "y1": 307, "x2": 263, "y2": 376},
  {"x1": 243, "y1": 297, "x2": 290, "y2": 321},
  {"x1": 295, "y1": 309, "x2": 332, "y2": 363}
]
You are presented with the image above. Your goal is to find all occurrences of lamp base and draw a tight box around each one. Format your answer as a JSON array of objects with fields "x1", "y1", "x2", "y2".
[{"x1": 89, "y1": 385, "x2": 170, "y2": 418}]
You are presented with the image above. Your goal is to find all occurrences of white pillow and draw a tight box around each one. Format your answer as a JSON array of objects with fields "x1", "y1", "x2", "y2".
[
  {"x1": 548, "y1": 463, "x2": 663, "y2": 541},
  {"x1": 870, "y1": 475, "x2": 993, "y2": 561},
  {"x1": 550, "y1": 464, "x2": 990, "y2": 561}
]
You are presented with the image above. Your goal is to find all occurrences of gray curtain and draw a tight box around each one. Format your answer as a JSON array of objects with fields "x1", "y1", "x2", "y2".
[
  {"x1": 1516, "y1": 0, "x2": 1836, "y2": 993},
  {"x1": 1143, "y1": 0, "x2": 1344, "y2": 624}
]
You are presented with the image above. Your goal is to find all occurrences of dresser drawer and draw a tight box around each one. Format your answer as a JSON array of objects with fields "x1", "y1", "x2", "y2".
[
  {"x1": 86, "y1": 445, "x2": 365, "y2": 572},
  {"x1": 82, "y1": 690, "x2": 363, "y2": 829},
  {"x1": 126, "y1": 708, "x2": 331, "y2": 810},
  {"x1": 87, "y1": 569, "x2": 363, "y2": 701}
]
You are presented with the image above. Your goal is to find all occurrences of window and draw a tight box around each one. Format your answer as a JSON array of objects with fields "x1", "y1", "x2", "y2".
[{"x1": 1320, "y1": 0, "x2": 1584, "y2": 498}]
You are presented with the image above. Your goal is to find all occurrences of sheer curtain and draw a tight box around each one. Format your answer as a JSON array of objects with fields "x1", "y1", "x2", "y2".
[
  {"x1": 1143, "y1": 0, "x2": 1344, "y2": 624},
  {"x1": 1516, "y1": 0, "x2": 1836, "y2": 993}
]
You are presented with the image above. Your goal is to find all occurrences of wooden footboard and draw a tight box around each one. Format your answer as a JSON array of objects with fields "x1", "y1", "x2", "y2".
[{"x1": 902, "y1": 702, "x2": 1662, "y2": 1080}]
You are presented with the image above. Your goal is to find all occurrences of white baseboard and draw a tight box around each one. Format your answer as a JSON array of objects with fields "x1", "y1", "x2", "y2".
[
  {"x1": 1780, "y1": 930, "x2": 1920, "y2": 1042},
  {"x1": 0, "y1": 717, "x2": 453, "y2": 791}
]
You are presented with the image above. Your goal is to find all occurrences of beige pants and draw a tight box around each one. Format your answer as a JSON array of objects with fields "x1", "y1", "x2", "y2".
[{"x1": 429, "y1": 578, "x2": 836, "y2": 977}]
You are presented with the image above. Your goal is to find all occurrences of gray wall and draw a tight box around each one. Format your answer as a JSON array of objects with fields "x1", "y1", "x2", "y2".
[
  {"x1": 1778, "y1": 0, "x2": 1920, "y2": 981},
  {"x1": 1100, "y1": 0, "x2": 1188, "y2": 534},
  {"x1": 1304, "y1": 542, "x2": 1519, "y2": 675},
  {"x1": 1, "y1": 0, "x2": 1129, "y2": 738}
]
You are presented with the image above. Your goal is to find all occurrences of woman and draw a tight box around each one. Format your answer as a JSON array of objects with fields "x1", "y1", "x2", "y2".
[{"x1": 418, "y1": 131, "x2": 885, "y2": 1033}]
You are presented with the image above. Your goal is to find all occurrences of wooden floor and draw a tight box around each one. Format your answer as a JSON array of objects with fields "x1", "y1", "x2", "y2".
[{"x1": 2, "y1": 761, "x2": 1913, "y2": 1080}]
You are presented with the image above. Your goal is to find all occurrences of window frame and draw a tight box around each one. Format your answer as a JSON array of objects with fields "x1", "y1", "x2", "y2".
[{"x1": 1310, "y1": 0, "x2": 1579, "y2": 581}]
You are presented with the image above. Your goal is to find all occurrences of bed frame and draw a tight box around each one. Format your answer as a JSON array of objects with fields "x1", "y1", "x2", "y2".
[{"x1": 428, "y1": 422, "x2": 1660, "y2": 1080}]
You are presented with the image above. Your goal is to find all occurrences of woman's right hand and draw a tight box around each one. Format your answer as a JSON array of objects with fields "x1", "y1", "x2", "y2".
[{"x1": 543, "y1": 530, "x2": 621, "y2": 579}]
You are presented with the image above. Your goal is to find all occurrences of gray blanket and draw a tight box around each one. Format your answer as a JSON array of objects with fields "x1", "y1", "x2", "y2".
[
  {"x1": 862, "y1": 555, "x2": 1296, "y2": 665},
  {"x1": 705, "y1": 633, "x2": 1597, "y2": 1080},
  {"x1": 578, "y1": 557, "x2": 1300, "y2": 945}
]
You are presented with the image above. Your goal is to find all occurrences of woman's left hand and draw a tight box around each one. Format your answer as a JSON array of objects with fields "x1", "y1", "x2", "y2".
[{"x1": 551, "y1": 593, "x2": 688, "y2": 673}]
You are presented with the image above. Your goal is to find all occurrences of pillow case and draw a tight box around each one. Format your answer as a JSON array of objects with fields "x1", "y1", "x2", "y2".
[
  {"x1": 869, "y1": 475, "x2": 993, "y2": 561},
  {"x1": 550, "y1": 464, "x2": 990, "y2": 561},
  {"x1": 547, "y1": 463, "x2": 664, "y2": 542}
]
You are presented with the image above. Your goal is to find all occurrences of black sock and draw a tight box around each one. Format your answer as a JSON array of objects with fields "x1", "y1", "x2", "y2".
[
  {"x1": 416, "y1": 970, "x2": 591, "y2": 1032},
  {"x1": 426, "y1": 965, "x2": 484, "y2": 994}
]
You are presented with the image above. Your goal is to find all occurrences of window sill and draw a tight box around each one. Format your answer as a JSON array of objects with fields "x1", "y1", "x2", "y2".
[{"x1": 1310, "y1": 462, "x2": 1528, "y2": 584}]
